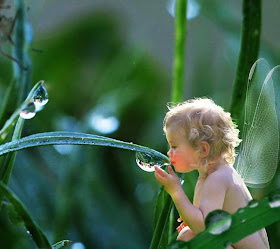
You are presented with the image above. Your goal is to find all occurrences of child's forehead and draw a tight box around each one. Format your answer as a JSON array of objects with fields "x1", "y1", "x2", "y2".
[{"x1": 165, "y1": 124, "x2": 186, "y2": 138}]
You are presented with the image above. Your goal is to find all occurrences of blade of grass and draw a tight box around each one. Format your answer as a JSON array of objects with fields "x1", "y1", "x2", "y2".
[
  {"x1": 150, "y1": 189, "x2": 173, "y2": 248},
  {"x1": 0, "y1": 131, "x2": 169, "y2": 162},
  {"x1": 13, "y1": 0, "x2": 33, "y2": 102},
  {"x1": 0, "y1": 181, "x2": 52, "y2": 249},
  {"x1": 0, "y1": 0, "x2": 33, "y2": 211},
  {"x1": 0, "y1": 80, "x2": 43, "y2": 209}
]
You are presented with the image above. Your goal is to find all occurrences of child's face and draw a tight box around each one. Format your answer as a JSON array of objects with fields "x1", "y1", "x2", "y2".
[{"x1": 165, "y1": 125, "x2": 200, "y2": 173}]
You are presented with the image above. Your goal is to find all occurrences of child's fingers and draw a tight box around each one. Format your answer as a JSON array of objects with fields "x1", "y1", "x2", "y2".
[
  {"x1": 154, "y1": 166, "x2": 168, "y2": 177},
  {"x1": 168, "y1": 166, "x2": 176, "y2": 175},
  {"x1": 154, "y1": 169, "x2": 166, "y2": 184}
]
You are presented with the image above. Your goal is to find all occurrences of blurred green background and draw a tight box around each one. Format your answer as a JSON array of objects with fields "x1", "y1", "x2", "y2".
[{"x1": 0, "y1": 0, "x2": 280, "y2": 248}]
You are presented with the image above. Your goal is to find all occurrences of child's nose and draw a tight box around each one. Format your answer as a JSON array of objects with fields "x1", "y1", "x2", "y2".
[{"x1": 167, "y1": 149, "x2": 172, "y2": 157}]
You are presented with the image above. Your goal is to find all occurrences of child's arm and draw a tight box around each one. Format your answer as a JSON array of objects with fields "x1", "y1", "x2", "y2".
[
  {"x1": 154, "y1": 166, "x2": 227, "y2": 234},
  {"x1": 154, "y1": 166, "x2": 205, "y2": 234}
]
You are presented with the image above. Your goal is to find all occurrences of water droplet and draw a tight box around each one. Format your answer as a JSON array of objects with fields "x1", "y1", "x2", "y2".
[
  {"x1": 26, "y1": 230, "x2": 32, "y2": 238},
  {"x1": 237, "y1": 208, "x2": 245, "y2": 214},
  {"x1": 248, "y1": 200, "x2": 259, "y2": 208},
  {"x1": 166, "y1": 0, "x2": 200, "y2": 20},
  {"x1": 205, "y1": 210, "x2": 232, "y2": 235},
  {"x1": 72, "y1": 242, "x2": 85, "y2": 249},
  {"x1": 20, "y1": 102, "x2": 36, "y2": 119},
  {"x1": 268, "y1": 192, "x2": 280, "y2": 208},
  {"x1": 179, "y1": 173, "x2": 185, "y2": 185},
  {"x1": 135, "y1": 152, "x2": 170, "y2": 172},
  {"x1": 33, "y1": 85, "x2": 49, "y2": 111},
  {"x1": 241, "y1": 218, "x2": 246, "y2": 223}
]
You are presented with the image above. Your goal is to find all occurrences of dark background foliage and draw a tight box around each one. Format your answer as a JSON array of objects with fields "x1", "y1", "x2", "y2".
[{"x1": 0, "y1": 0, "x2": 280, "y2": 248}]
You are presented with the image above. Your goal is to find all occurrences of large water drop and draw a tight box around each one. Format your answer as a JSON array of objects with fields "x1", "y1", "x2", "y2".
[
  {"x1": 20, "y1": 102, "x2": 36, "y2": 119},
  {"x1": 136, "y1": 152, "x2": 170, "y2": 172},
  {"x1": 205, "y1": 210, "x2": 232, "y2": 235},
  {"x1": 33, "y1": 85, "x2": 49, "y2": 111}
]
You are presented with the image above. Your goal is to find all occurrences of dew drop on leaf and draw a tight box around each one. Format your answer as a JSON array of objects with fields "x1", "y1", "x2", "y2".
[
  {"x1": 26, "y1": 230, "x2": 32, "y2": 238},
  {"x1": 33, "y1": 85, "x2": 49, "y2": 111},
  {"x1": 20, "y1": 102, "x2": 36, "y2": 119},
  {"x1": 248, "y1": 200, "x2": 259, "y2": 208},
  {"x1": 135, "y1": 152, "x2": 170, "y2": 172},
  {"x1": 205, "y1": 210, "x2": 232, "y2": 235},
  {"x1": 237, "y1": 208, "x2": 245, "y2": 214},
  {"x1": 268, "y1": 192, "x2": 280, "y2": 208}
]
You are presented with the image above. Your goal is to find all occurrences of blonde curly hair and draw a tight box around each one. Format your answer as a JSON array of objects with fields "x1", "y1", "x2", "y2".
[{"x1": 163, "y1": 98, "x2": 241, "y2": 167}]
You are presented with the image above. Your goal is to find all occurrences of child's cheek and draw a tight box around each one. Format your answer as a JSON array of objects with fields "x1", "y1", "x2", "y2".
[{"x1": 173, "y1": 152, "x2": 181, "y2": 162}]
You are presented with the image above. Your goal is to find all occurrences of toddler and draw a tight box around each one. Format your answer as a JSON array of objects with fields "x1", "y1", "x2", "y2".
[{"x1": 154, "y1": 98, "x2": 269, "y2": 249}]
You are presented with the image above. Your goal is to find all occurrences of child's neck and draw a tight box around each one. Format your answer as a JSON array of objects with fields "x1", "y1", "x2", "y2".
[{"x1": 198, "y1": 158, "x2": 228, "y2": 179}]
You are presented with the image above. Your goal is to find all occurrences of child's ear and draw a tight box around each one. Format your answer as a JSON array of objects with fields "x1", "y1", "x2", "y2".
[{"x1": 199, "y1": 141, "x2": 210, "y2": 157}]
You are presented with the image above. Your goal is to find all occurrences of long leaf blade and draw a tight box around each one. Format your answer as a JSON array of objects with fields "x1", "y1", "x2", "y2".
[
  {"x1": 0, "y1": 131, "x2": 169, "y2": 162},
  {"x1": 0, "y1": 181, "x2": 52, "y2": 249}
]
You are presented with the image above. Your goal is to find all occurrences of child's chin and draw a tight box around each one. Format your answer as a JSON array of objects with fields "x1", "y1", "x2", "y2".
[
  {"x1": 178, "y1": 168, "x2": 193, "y2": 174},
  {"x1": 174, "y1": 167, "x2": 188, "y2": 173}
]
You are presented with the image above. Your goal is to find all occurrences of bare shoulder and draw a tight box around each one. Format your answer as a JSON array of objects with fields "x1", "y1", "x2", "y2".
[{"x1": 204, "y1": 165, "x2": 234, "y2": 187}]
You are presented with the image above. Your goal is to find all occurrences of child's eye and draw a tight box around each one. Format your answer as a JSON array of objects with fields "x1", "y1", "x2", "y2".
[{"x1": 171, "y1": 146, "x2": 177, "y2": 149}]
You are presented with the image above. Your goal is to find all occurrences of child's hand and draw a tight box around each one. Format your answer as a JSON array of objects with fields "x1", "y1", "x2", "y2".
[{"x1": 154, "y1": 166, "x2": 182, "y2": 196}]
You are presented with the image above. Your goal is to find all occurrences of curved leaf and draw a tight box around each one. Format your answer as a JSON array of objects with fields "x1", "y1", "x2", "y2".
[
  {"x1": 0, "y1": 181, "x2": 52, "y2": 249},
  {"x1": 0, "y1": 131, "x2": 169, "y2": 163}
]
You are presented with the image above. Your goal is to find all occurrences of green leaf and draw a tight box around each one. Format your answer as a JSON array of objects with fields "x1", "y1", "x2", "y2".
[
  {"x1": 150, "y1": 189, "x2": 173, "y2": 249},
  {"x1": 0, "y1": 0, "x2": 35, "y2": 212},
  {"x1": 0, "y1": 131, "x2": 169, "y2": 163},
  {"x1": 52, "y1": 240, "x2": 72, "y2": 249},
  {"x1": 0, "y1": 81, "x2": 46, "y2": 210},
  {"x1": 168, "y1": 191, "x2": 280, "y2": 249},
  {"x1": 4, "y1": 201, "x2": 25, "y2": 226},
  {"x1": 0, "y1": 181, "x2": 52, "y2": 249}
]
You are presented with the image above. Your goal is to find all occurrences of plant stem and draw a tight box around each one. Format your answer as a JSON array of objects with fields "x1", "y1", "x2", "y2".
[
  {"x1": 230, "y1": 0, "x2": 262, "y2": 127},
  {"x1": 172, "y1": 0, "x2": 188, "y2": 103},
  {"x1": 150, "y1": 1, "x2": 188, "y2": 248}
]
